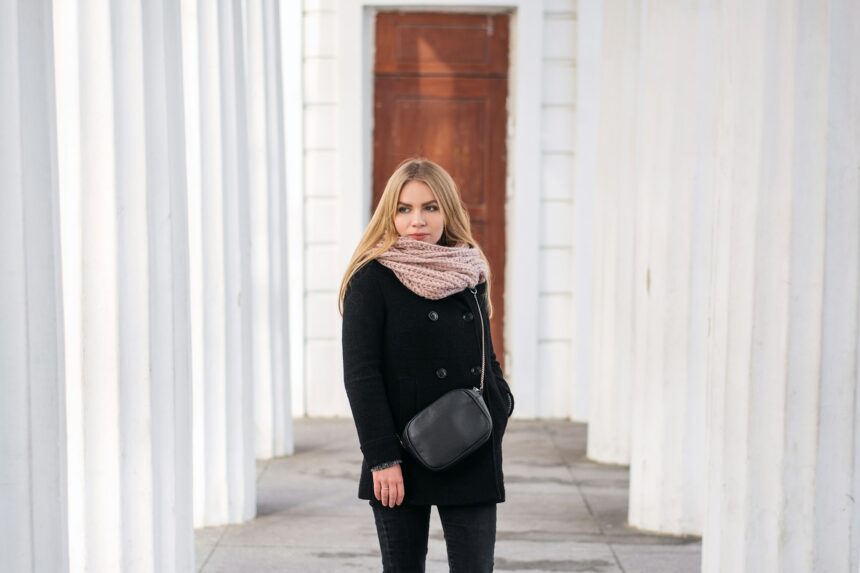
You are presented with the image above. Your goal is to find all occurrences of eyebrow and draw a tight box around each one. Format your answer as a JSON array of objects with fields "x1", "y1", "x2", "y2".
[{"x1": 397, "y1": 200, "x2": 439, "y2": 206}]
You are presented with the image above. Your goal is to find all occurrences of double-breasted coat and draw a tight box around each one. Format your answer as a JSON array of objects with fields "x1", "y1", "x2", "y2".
[{"x1": 342, "y1": 259, "x2": 515, "y2": 506}]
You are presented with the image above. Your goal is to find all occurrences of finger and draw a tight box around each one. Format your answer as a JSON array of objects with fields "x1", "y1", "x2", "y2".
[
  {"x1": 396, "y1": 482, "x2": 405, "y2": 505},
  {"x1": 382, "y1": 484, "x2": 393, "y2": 508},
  {"x1": 374, "y1": 478, "x2": 382, "y2": 502}
]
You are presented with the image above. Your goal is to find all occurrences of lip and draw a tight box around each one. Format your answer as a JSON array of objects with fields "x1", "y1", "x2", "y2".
[{"x1": 408, "y1": 233, "x2": 429, "y2": 239}]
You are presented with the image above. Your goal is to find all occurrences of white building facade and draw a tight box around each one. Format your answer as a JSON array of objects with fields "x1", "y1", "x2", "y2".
[
  {"x1": 300, "y1": 0, "x2": 579, "y2": 422},
  {"x1": 1, "y1": 0, "x2": 858, "y2": 572}
]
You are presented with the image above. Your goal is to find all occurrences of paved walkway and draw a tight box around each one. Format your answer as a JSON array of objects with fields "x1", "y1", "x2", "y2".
[{"x1": 195, "y1": 418, "x2": 701, "y2": 572}]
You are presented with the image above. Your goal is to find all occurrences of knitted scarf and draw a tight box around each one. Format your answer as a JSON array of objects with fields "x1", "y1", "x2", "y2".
[{"x1": 374, "y1": 236, "x2": 488, "y2": 300}]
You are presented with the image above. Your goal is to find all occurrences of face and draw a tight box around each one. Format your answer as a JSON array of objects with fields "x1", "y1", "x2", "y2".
[{"x1": 394, "y1": 180, "x2": 445, "y2": 244}]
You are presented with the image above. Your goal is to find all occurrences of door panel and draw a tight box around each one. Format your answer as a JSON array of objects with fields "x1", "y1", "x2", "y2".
[{"x1": 375, "y1": 12, "x2": 509, "y2": 76}]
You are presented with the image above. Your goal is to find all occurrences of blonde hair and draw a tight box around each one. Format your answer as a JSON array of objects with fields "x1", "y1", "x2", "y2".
[{"x1": 338, "y1": 157, "x2": 494, "y2": 316}]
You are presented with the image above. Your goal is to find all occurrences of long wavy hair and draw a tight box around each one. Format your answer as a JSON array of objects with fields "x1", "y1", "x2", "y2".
[{"x1": 337, "y1": 157, "x2": 494, "y2": 317}]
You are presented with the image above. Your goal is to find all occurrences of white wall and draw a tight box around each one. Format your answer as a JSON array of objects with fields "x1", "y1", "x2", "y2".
[
  {"x1": 302, "y1": 0, "x2": 349, "y2": 417},
  {"x1": 538, "y1": 0, "x2": 577, "y2": 419}
]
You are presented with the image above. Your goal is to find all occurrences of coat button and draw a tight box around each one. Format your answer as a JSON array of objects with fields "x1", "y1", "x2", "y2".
[
  {"x1": 428, "y1": 311, "x2": 439, "y2": 321},
  {"x1": 470, "y1": 366, "x2": 481, "y2": 376},
  {"x1": 436, "y1": 368, "x2": 447, "y2": 379},
  {"x1": 462, "y1": 312, "x2": 474, "y2": 322}
]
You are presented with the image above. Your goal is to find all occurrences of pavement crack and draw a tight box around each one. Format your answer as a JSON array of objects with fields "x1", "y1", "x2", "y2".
[
  {"x1": 197, "y1": 526, "x2": 229, "y2": 573},
  {"x1": 495, "y1": 557, "x2": 615, "y2": 571},
  {"x1": 256, "y1": 458, "x2": 272, "y2": 484},
  {"x1": 546, "y1": 422, "x2": 628, "y2": 572},
  {"x1": 607, "y1": 543, "x2": 628, "y2": 573}
]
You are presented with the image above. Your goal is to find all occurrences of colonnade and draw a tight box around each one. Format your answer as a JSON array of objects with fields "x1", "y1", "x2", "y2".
[
  {"x1": 2, "y1": 0, "x2": 296, "y2": 570},
  {"x1": 582, "y1": 1, "x2": 860, "y2": 570}
]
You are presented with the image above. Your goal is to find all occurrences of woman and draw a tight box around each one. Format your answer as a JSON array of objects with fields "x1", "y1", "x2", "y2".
[{"x1": 338, "y1": 157, "x2": 515, "y2": 572}]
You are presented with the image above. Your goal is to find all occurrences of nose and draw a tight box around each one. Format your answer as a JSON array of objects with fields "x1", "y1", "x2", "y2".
[{"x1": 411, "y1": 210, "x2": 426, "y2": 227}]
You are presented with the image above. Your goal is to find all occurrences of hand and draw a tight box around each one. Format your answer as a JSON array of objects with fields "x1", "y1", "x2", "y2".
[{"x1": 372, "y1": 464, "x2": 405, "y2": 508}]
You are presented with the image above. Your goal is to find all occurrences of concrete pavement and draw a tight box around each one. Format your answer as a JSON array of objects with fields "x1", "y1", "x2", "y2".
[{"x1": 195, "y1": 418, "x2": 701, "y2": 572}]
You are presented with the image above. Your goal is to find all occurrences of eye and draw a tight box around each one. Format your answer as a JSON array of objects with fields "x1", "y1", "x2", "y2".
[
  {"x1": 426, "y1": 205, "x2": 439, "y2": 212},
  {"x1": 397, "y1": 206, "x2": 410, "y2": 214}
]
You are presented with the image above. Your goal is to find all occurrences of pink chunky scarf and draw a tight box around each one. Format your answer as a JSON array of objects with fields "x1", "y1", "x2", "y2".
[{"x1": 375, "y1": 236, "x2": 488, "y2": 300}]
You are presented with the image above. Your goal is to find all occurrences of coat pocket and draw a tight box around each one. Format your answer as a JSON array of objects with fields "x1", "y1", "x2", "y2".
[{"x1": 485, "y1": 376, "x2": 510, "y2": 436}]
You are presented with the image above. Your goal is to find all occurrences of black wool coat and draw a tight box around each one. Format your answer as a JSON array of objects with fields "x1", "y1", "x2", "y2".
[{"x1": 342, "y1": 260, "x2": 515, "y2": 506}]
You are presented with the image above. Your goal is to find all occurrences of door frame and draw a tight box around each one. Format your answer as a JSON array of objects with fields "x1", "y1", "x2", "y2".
[{"x1": 336, "y1": 0, "x2": 542, "y2": 414}]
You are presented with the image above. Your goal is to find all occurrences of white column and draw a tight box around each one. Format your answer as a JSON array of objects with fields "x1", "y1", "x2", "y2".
[
  {"x1": 53, "y1": 0, "x2": 193, "y2": 571},
  {"x1": 244, "y1": 0, "x2": 295, "y2": 460},
  {"x1": 182, "y1": 0, "x2": 256, "y2": 526},
  {"x1": 281, "y1": 0, "x2": 305, "y2": 421},
  {"x1": 625, "y1": 1, "x2": 715, "y2": 536},
  {"x1": 704, "y1": 0, "x2": 860, "y2": 571},
  {"x1": 585, "y1": 0, "x2": 641, "y2": 465},
  {"x1": 571, "y1": 0, "x2": 603, "y2": 423},
  {"x1": 0, "y1": 1, "x2": 68, "y2": 572}
]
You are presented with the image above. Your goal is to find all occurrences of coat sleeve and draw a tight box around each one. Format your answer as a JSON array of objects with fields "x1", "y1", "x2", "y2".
[
  {"x1": 342, "y1": 265, "x2": 404, "y2": 467},
  {"x1": 491, "y1": 349, "x2": 514, "y2": 418},
  {"x1": 481, "y1": 291, "x2": 514, "y2": 418}
]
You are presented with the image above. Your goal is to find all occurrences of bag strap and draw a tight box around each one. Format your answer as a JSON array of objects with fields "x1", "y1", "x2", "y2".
[{"x1": 469, "y1": 287, "x2": 486, "y2": 394}]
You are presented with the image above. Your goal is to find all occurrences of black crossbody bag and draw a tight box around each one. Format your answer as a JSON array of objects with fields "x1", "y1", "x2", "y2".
[{"x1": 398, "y1": 287, "x2": 493, "y2": 471}]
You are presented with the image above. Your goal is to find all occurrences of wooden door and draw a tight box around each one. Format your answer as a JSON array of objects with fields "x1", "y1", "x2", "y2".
[{"x1": 372, "y1": 12, "x2": 510, "y2": 367}]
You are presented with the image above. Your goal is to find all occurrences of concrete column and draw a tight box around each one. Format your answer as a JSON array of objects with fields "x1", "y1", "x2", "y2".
[
  {"x1": 586, "y1": 0, "x2": 641, "y2": 465},
  {"x1": 626, "y1": 1, "x2": 716, "y2": 536},
  {"x1": 571, "y1": 0, "x2": 602, "y2": 423},
  {"x1": 244, "y1": 0, "x2": 295, "y2": 460},
  {"x1": 0, "y1": 1, "x2": 68, "y2": 571},
  {"x1": 182, "y1": 0, "x2": 256, "y2": 526},
  {"x1": 281, "y1": 0, "x2": 305, "y2": 422},
  {"x1": 53, "y1": 0, "x2": 193, "y2": 571},
  {"x1": 704, "y1": 0, "x2": 860, "y2": 571}
]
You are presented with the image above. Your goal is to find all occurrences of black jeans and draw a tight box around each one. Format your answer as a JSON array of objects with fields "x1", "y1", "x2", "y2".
[{"x1": 370, "y1": 500, "x2": 497, "y2": 572}]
